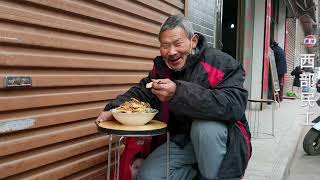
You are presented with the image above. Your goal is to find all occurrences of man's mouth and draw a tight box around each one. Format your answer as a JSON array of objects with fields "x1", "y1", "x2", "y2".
[{"x1": 169, "y1": 57, "x2": 181, "y2": 62}]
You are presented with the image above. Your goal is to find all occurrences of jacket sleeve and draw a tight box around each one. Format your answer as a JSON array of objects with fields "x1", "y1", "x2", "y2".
[
  {"x1": 169, "y1": 55, "x2": 248, "y2": 122},
  {"x1": 104, "y1": 71, "x2": 159, "y2": 111}
]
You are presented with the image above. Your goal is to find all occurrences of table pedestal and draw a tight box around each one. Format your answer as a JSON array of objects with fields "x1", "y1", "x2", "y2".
[{"x1": 97, "y1": 120, "x2": 169, "y2": 180}]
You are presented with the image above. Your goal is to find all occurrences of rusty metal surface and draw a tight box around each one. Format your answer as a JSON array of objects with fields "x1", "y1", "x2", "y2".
[{"x1": 0, "y1": 0, "x2": 183, "y2": 178}]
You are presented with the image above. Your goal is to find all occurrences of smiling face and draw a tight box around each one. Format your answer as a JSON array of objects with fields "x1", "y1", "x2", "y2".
[{"x1": 159, "y1": 27, "x2": 198, "y2": 71}]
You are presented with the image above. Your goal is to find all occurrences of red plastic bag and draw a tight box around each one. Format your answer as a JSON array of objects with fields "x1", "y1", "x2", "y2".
[{"x1": 112, "y1": 137, "x2": 152, "y2": 180}]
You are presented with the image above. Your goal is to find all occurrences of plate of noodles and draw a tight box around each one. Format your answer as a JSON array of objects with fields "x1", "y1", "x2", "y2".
[{"x1": 111, "y1": 98, "x2": 158, "y2": 126}]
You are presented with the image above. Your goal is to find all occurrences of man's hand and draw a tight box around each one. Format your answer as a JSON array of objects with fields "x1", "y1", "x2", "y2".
[
  {"x1": 95, "y1": 111, "x2": 114, "y2": 124},
  {"x1": 151, "y1": 78, "x2": 176, "y2": 102}
]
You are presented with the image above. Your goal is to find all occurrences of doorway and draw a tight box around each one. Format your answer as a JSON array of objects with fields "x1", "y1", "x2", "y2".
[{"x1": 221, "y1": 0, "x2": 239, "y2": 59}]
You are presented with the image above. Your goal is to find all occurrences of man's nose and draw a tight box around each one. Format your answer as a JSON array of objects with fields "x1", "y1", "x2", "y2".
[{"x1": 168, "y1": 46, "x2": 177, "y2": 55}]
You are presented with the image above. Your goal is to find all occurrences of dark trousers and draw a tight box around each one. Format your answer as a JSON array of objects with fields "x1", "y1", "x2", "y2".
[{"x1": 138, "y1": 121, "x2": 228, "y2": 180}]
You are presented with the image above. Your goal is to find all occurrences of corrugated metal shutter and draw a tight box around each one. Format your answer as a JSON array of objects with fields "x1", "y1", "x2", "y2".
[
  {"x1": 0, "y1": 0, "x2": 184, "y2": 179},
  {"x1": 284, "y1": 18, "x2": 296, "y2": 93}
]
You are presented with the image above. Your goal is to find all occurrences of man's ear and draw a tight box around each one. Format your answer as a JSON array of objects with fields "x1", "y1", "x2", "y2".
[{"x1": 191, "y1": 34, "x2": 199, "y2": 48}]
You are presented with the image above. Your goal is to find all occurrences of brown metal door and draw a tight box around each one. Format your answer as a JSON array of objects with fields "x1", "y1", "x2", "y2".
[{"x1": 0, "y1": 0, "x2": 183, "y2": 179}]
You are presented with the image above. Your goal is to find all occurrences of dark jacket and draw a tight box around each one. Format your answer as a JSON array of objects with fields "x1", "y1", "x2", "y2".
[
  {"x1": 291, "y1": 66, "x2": 302, "y2": 87},
  {"x1": 104, "y1": 34, "x2": 251, "y2": 179},
  {"x1": 272, "y1": 44, "x2": 287, "y2": 75}
]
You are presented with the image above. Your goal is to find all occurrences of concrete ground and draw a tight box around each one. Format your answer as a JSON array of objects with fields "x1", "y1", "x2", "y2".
[
  {"x1": 243, "y1": 98, "x2": 320, "y2": 180},
  {"x1": 287, "y1": 126, "x2": 320, "y2": 180}
]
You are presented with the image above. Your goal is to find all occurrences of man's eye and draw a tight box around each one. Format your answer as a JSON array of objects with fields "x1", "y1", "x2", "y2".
[
  {"x1": 175, "y1": 42, "x2": 182, "y2": 47},
  {"x1": 161, "y1": 45, "x2": 169, "y2": 49}
]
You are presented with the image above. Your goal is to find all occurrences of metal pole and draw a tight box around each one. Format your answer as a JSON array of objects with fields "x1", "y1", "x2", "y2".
[
  {"x1": 272, "y1": 102, "x2": 275, "y2": 136},
  {"x1": 257, "y1": 103, "x2": 260, "y2": 137},
  {"x1": 114, "y1": 138, "x2": 117, "y2": 180},
  {"x1": 254, "y1": 103, "x2": 258, "y2": 137},
  {"x1": 248, "y1": 101, "x2": 252, "y2": 131},
  {"x1": 167, "y1": 132, "x2": 170, "y2": 180},
  {"x1": 107, "y1": 135, "x2": 113, "y2": 180},
  {"x1": 117, "y1": 137, "x2": 123, "y2": 180}
]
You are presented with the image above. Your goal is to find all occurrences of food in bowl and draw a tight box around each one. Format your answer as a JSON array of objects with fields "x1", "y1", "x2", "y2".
[
  {"x1": 111, "y1": 98, "x2": 158, "y2": 126},
  {"x1": 115, "y1": 98, "x2": 154, "y2": 113}
]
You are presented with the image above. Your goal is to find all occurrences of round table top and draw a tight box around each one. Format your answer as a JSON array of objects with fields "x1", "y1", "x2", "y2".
[{"x1": 97, "y1": 120, "x2": 167, "y2": 136}]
